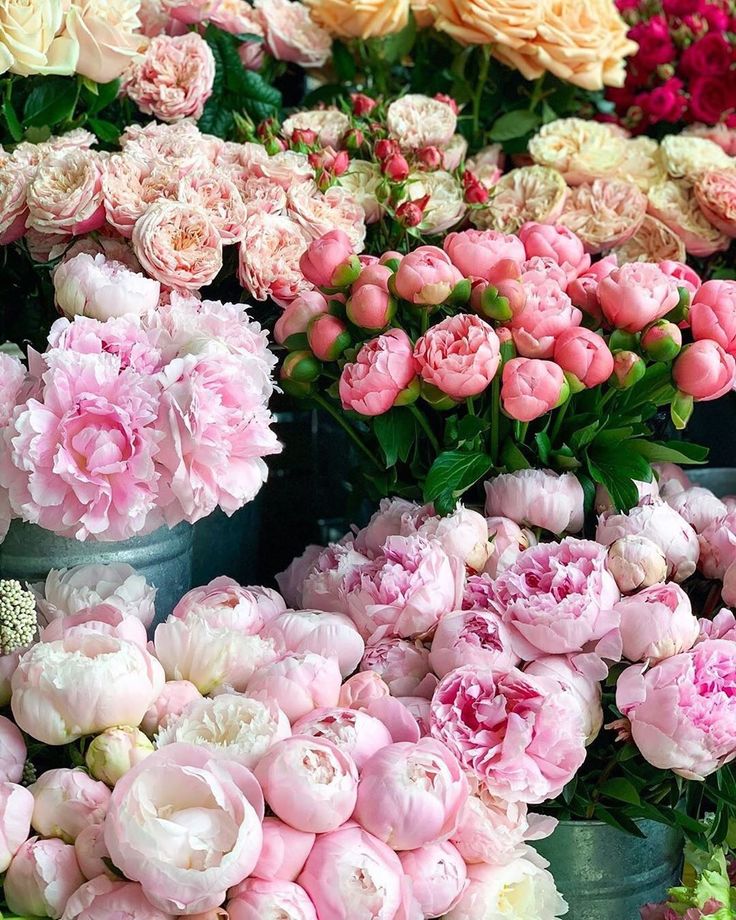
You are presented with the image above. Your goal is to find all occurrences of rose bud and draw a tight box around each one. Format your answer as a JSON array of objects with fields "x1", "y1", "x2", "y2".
[
  {"x1": 307, "y1": 314, "x2": 351, "y2": 361},
  {"x1": 382, "y1": 153, "x2": 410, "y2": 182},
  {"x1": 30, "y1": 768, "x2": 110, "y2": 844},
  {"x1": 463, "y1": 172, "x2": 490, "y2": 205},
  {"x1": 0, "y1": 782, "x2": 34, "y2": 873},
  {"x1": 375, "y1": 138, "x2": 399, "y2": 160},
  {"x1": 673, "y1": 340, "x2": 736, "y2": 401},
  {"x1": 299, "y1": 230, "x2": 362, "y2": 291},
  {"x1": 292, "y1": 707, "x2": 393, "y2": 770},
  {"x1": 4, "y1": 837, "x2": 85, "y2": 919},
  {"x1": 394, "y1": 246, "x2": 463, "y2": 306},
  {"x1": 254, "y1": 736, "x2": 358, "y2": 833},
  {"x1": 501, "y1": 358, "x2": 569, "y2": 422},
  {"x1": 607, "y1": 536, "x2": 668, "y2": 594},
  {"x1": 396, "y1": 194, "x2": 430, "y2": 228},
  {"x1": 347, "y1": 284, "x2": 396, "y2": 331},
  {"x1": 344, "y1": 128, "x2": 365, "y2": 151},
  {"x1": 252, "y1": 817, "x2": 316, "y2": 882},
  {"x1": 641, "y1": 319, "x2": 682, "y2": 362},
  {"x1": 353, "y1": 739, "x2": 468, "y2": 850},
  {"x1": 399, "y1": 842, "x2": 468, "y2": 918},
  {"x1": 615, "y1": 582, "x2": 699, "y2": 664},
  {"x1": 351, "y1": 93, "x2": 377, "y2": 116},
  {"x1": 291, "y1": 128, "x2": 318, "y2": 147},
  {"x1": 419, "y1": 146, "x2": 443, "y2": 169},
  {"x1": 85, "y1": 726, "x2": 154, "y2": 787},
  {"x1": 609, "y1": 350, "x2": 646, "y2": 389}
]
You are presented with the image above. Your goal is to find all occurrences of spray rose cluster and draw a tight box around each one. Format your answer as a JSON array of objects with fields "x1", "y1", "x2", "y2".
[{"x1": 0, "y1": 563, "x2": 569, "y2": 920}]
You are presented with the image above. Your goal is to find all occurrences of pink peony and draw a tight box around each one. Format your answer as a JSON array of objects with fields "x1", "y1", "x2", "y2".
[
  {"x1": 339, "y1": 329, "x2": 417, "y2": 416},
  {"x1": 337, "y1": 670, "x2": 391, "y2": 709},
  {"x1": 251, "y1": 817, "x2": 315, "y2": 882},
  {"x1": 443, "y1": 229, "x2": 525, "y2": 281},
  {"x1": 417, "y1": 505, "x2": 491, "y2": 573},
  {"x1": 0, "y1": 352, "x2": 25, "y2": 429},
  {"x1": 29, "y1": 768, "x2": 110, "y2": 843},
  {"x1": 0, "y1": 782, "x2": 34, "y2": 873},
  {"x1": 484, "y1": 469, "x2": 584, "y2": 535},
  {"x1": 60, "y1": 876, "x2": 175, "y2": 920},
  {"x1": 598, "y1": 262, "x2": 680, "y2": 332},
  {"x1": 399, "y1": 842, "x2": 467, "y2": 918},
  {"x1": 664, "y1": 486, "x2": 727, "y2": 534},
  {"x1": 228, "y1": 878, "x2": 317, "y2": 920},
  {"x1": 500, "y1": 357, "x2": 567, "y2": 422},
  {"x1": 4, "y1": 837, "x2": 84, "y2": 920},
  {"x1": 394, "y1": 246, "x2": 464, "y2": 306},
  {"x1": 74, "y1": 823, "x2": 115, "y2": 882},
  {"x1": 698, "y1": 511, "x2": 736, "y2": 580},
  {"x1": 617, "y1": 640, "x2": 736, "y2": 780},
  {"x1": 673, "y1": 341, "x2": 736, "y2": 401},
  {"x1": 246, "y1": 651, "x2": 342, "y2": 723},
  {"x1": 53, "y1": 253, "x2": 161, "y2": 321},
  {"x1": 431, "y1": 666, "x2": 587, "y2": 803},
  {"x1": 509, "y1": 279, "x2": 582, "y2": 359},
  {"x1": 445, "y1": 858, "x2": 567, "y2": 920},
  {"x1": 553, "y1": 326, "x2": 614, "y2": 388},
  {"x1": 524, "y1": 655, "x2": 603, "y2": 744},
  {"x1": 567, "y1": 254, "x2": 618, "y2": 323},
  {"x1": 263, "y1": 609, "x2": 363, "y2": 678},
  {"x1": 691, "y1": 280, "x2": 736, "y2": 356},
  {"x1": 518, "y1": 222, "x2": 590, "y2": 284},
  {"x1": 414, "y1": 314, "x2": 500, "y2": 398},
  {"x1": 482, "y1": 518, "x2": 536, "y2": 578},
  {"x1": 291, "y1": 706, "x2": 393, "y2": 770},
  {"x1": 172, "y1": 575, "x2": 282, "y2": 631},
  {"x1": 0, "y1": 715, "x2": 25, "y2": 784},
  {"x1": 140, "y1": 679, "x2": 202, "y2": 735},
  {"x1": 274, "y1": 291, "x2": 330, "y2": 346},
  {"x1": 429, "y1": 609, "x2": 519, "y2": 679},
  {"x1": 615, "y1": 582, "x2": 699, "y2": 664},
  {"x1": 606, "y1": 535, "x2": 667, "y2": 594},
  {"x1": 240, "y1": 212, "x2": 312, "y2": 303},
  {"x1": 359, "y1": 637, "x2": 435, "y2": 697},
  {"x1": 451, "y1": 794, "x2": 556, "y2": 867}
]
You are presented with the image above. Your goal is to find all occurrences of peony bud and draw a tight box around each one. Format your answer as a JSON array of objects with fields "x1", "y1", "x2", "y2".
[
  {"x1": 609, "y1": 350, "x2": 646, "y2": 389},
  {"x1": 606, "y1": 536, "x2": 667, "y2": 593},
  {"x1": 307, "y1": 314, "x2": 351, "y2": 361},
  {"x1": 280, "y1": 350, "x2": 322, "y2": 396},
  {"x1": 471, "y1": 281, "x2": 514, "y2": 322},
  {"x1": 347, "y1": 285, "x2": 396, "y2": 331},
  {"x1": 274, "y1": 291, "x2": 331, "y2": 349},
  {"x1": 671, "y1": 390, "x2": 694, "y2": 429},
  {"x1": 641, "y1": 320, "x2": 682, "y2": 362},
  {"x1": 673, "y1": 340, "x2": 736, "y2": 402},
  {"x1": 300, "y1": 230, "x2": 361, "y2": 291},
  {"x1": 85, "y1": 726, "x2": 154, "y2": 787}
]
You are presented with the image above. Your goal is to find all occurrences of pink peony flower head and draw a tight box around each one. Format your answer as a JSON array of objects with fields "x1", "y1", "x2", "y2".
[{"x1": 414, "y1": 314, "x2": 500, "y2": 399}]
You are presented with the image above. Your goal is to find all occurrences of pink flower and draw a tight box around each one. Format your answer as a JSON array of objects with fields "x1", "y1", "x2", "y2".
[
  {"x1": 596, "y1": 499, "x2": 700, "y2": 583},
  {"x1": 353, "y1": 497, "x2": 427, "y2": 558},
  {"x1": 500, "y1": 358, "x2": 567, "y2": 422},
  {"x1": 616, "y1": 582, "x2": 699, "y2": 664},
  {"x1": 386, "y1": 94, "x2": 458, "y2": 150},
  {"x1": 665, "y1": 486, "x2": 727, "y2": 534},
  {"x1": 554, "y1": 327, "x2": 614, "y2": 388},
  {"x1": 140, "y1": 679, "x2": 202, "y2": 735},
  {"x1": 299, "y1": 229, "x2": 359, "y2": 290},
  {"x1": 451, "y1": 795, "x2": 556, "y2": 867},
  {"x1": 429, "y1": 609, "x2": 519, "y2": 679},
  {"x1": 353, "y1": 739, "x2": 468, "y2": 850},
  {"x1": 178, "y1": 170, "x2": 250, "y2": 244},
  {"x1": 240, "y1": 212, "x2": 312, "y2": 303},
  {"x1": 172, "y1": 576, "x2": 278, "y2": 632},
  {"x1": 567, "y1": 254, "x2": 618, "y2": 323},
  {"x1": 446, "y1": 858, "x2": 567, "y2": 920},
  {"x1": 394, "y1": 246, "x2": 464, "y2": 306},
  {"x1": 509, "y1": 279, "x2": 581, "y2": 359},
  {"x1": 0, "y1": 352, "x2": 25, "y2": 429},
  {"x1": 291, "y1": 707, "x2": 393, "y2": 770},
  {"x1": 525, "y1": 656, "x2": 604, "y2": 744},
  {"x1": 246, "y1": 652, "x2": 342, "y2": 723},
  {"x1": 360, "y1": 637, "x2": 435, "y2": 697},
  {"x1": 26, "y1": 150, "x2": 105, "y2": 237},
  {"x1": 258, "y1": 0, "x2": 331, "y2": 66},
  {"x1": 673, "y1": 341, "x2": 736, "y2": 401},
  {"x1": 339, "y1": 329, "x2": 417, "y2": 416},
  {"x1": 694, "y1": 167, "x2": 736, "y2": 237},
  {"x1": 60, "y1": 876, "x2": 175, "y2": 920},
  {"x1": 431, "y1": 666, "x2": 587, "y2": 803},
  {"x1": 38, "y1": 605, "x2": 148, "y2": 648},
  {"x1": 399, "y1": 842, "x2": 467, "y2": 918},
  {"x1": 251, "y1": 817, "x2": 315, "y2": 882},
  {"x1": 606, "y1": 536, "x2": 667, "y2": 594},
  {"x1": 298, "y1": 823, "x2": 404, "y2": 920},
  {"x1": 346, "y1": 278, "x2": 395, "y2": 331},
  {"x1": 0, "y1": 715, "x2": 25, "y2": 784},
  {"x1": 417, "y1": 506, "x2": 491, "y2": 573},
  {"x1": 691, "y1": 280, "x2": 736, "y2": 356},
  {"x1": 254, "y1": 736, "x2": 358, "y2": 833},
  {"x1": 0, "y1": 160, "x2": 29, "y2": 245},
  {"x1": 74, "y1": 823, "x2": 115, "y2": 881},
  {"x1": 658, "y1": 260, "x2": 701, "y2": 296},
  {"x1": 598, "y1": 263, "x2": 680, "y2": 332},
  {"x1": 0, "y1": 782, "x2": 34, "y2": 873},
  {"x1": 443, "y1": 229, "x2": 525, "y2": 281},
  {"x1": 484, "y1": 469, "x2": 585, "y2": 534},
  {"x1": 123, "y1": 33, "x2": 215, "y2": 122},
  {"x1": 483, "y1": 517, "x2": 535, "y2": 578},
  {"x1": 228, "y1": 878, "x2": 317, "y2": 920},
  {"x1": 29, "y1": 768, "x2": 110, "y2": 843},
  {"x1": 698, "y1": 511, "x2": 736, "y2": 579},
  {"x1": 4, "y1": 837, "x2": 84, "y2": 920},
  {"x1": 337, "y1": 671, "x2": 391, "y2": 709},
  {"x1": 263, "y1": 610, "x2": 364, "y2": 678},
  {"x1": 274, "y1": 291, "x2": 330, "y2": 346},
  {"x1": 617, "y1": 640, "x2": 736, "y2": 780},
  {"x1": 53, "y1": 253, "x2": 161, "y2": 321},
  {"x1": 104, "y1": 744, "x2": 264, "y2": 914},
  {"x1": 414, "y1": 314, "x2": 500, "y2": 398},
  {"x1": 341, "y1": 533, "x2": 464, "y2": 641},
  {"x1": 519, "y1": 222, "x2": 590, "y2": 284}
]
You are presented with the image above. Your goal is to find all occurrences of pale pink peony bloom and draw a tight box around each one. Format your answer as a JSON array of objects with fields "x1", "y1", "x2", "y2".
[
  {"x1": 596, "y1": 499, "x2": 700, "y2": 583},
  {"x1": 484, "y1": 517, "x2": 536, "y2": 578},
  {"x1": 157, "y1": 693, "x2": 290, "y2": 769},
  {"x1": 29, "y1": 768, "x2": 110, "y2": 844},
  {"x1": 414, "y1": 314, "x2": 500, "y2": 398},
  {"x1": 4, "y1": 837, "x2": 84, "y2": 920},
  {"x1": 252, "y1": 817, "x2": 316, "y2": 882},
  {"x1": 484, "y1": 469, "x2": 585, "y2": 535},
  {"x1": 0, "y1": 715, "x2": 25, "y2": 784},
  {"x1": 282, "y1": 109, "x2": 351, "y2": 148},
  {"x1": 0, "y1": 352, "x2": 26, "y2": 429},
  {"x1": 263, "y1": 610, "x2": 364, "y2": 678},
  {"x1": 300, "y1": 542, "x2": 372, "y2": 614},
  {"x1": 337, "y1": 670, "x2": 391, "y2": 709},
  {"x1": 172, "y1": 576, "x2": 278, "y2": 633},
  {"x1": 353, "y1": 739, "x2": 468, "y2": 850},
  {"x1": 653, "y1": 462, "x2": 692, "y2": 492},
  {"x1": 445, "y1": 858, "x2": 568, "y2": 920},
  {"x1": 606, "y1": 536, "x2": 667, "y2": 594},
  {"x1": 698, "y1": 511, "x2": 736, "y2": 580},
  {"x1": 360, "y1": 637, "x2": 435, "y2": 698},
  {"x1": 399, "y1": 842, "x2": 467, "y2": 918},
  {"x1": 443, "y1": 229, "x2": 525, "y2": 281},
  {"x1": 26, "y1": 150, "x2": 105, "y2": 237},
  {"x1": 673, "y1": 341, "x2": 736, "y2": 401},
  {"x1": 298, "y1": 823, "x2": 404, "y2": 920},
  {"x1": 74, "y1": 823, "x2": 115, "y2": 881},
  {"x1": 451, "y1": 794, "x2": 557, "y2": 867},
  {"x1": 12, "y1": 632, "x2": 164, "y2": 746},
  {"x1": 339, "y1": 329, "x2": 417, "y2": 416},
  {"x1": 417, "y1": 506, "x2": 491, "y2": 573},
  {"x1": 519, "y1": 222, "x2": 590, "y2": 284},
  {"x1": 61, "y1": 875, "x2": 175, "y2": 920},
  {"x1": 431, "y1": 666, "x2": 587, "y2": 803},
  {"x1": 525, "y1": 655, "x2": 603, "y2": 744},
  {"x1": 617, "y1": 639, "x2": 736, "y2": 780},
  {"x1": 46, "y1": 313, "x2": 165, "y2": 376},
  {"x1": 227, "y1": 878, "x2": 317, "y2": 920},
  {"x1": 615, "y1": 582, "x2": 699, "y2": 664},
  {"x1": 386, "y1": 94, "x2": 458, "y2": 149},
  {"x1": 664, "y1": 486, "x2": 727, "y2": 534},
  {"x1": 394, "y1": 246, "x2": 463, "y2": 306},
  {"x1": 0, "y1": 782, "x2": 34, "y2": 873},
  {"x1": 257, "y1": 0, "x2": 331, "y2": 66},
  {"x1": 141, "y1": 679, "x2": 202, "y2": 735},
  {"x1": 38, "y1": 605, "x2": 147, "y2": 650},
  {"x1": 429, "y1": 609, "x2": 519, "y2": 679},
  {"x1": 254, "y1": 735, "x2": 358, "y2": 833},
  {"x1": 53, "y1": 253, "x2": 161, "y2": 321},
  {"x1": 246, "y1": 652, "x2": 342, "y2": 723},
  {"x1": 104, "y1": 744, "x2": 264, "y2": 914},
  {"x1": 500, "y1": 357, "x2": 567, "y2": 422},
  {"x1": 691, "y1": 280, "x2": 736, "y2": 356},
  {"x1": 353, "y1": 497, "x2": 427, "y2": 558},
  {"x1": 239, "y1": 212, "x2": 311, "y2": 303},
  {"x1": 0, "y1": 160, "x2": 30, "y2": 245},
  {"x1": 291, "y1": 707, "x2": 393, "y2": 770},
  {"x1": 598, "y1": 262, "x2": 680, "y2": 332},
  {"x1": 341, "y1": 533, "x2": 464, "y2": 641},
  {"x1": 554, "y1": 327, "x2": 614, "y2": 388}
]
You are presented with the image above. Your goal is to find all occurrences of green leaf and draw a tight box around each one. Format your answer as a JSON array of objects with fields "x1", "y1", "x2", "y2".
[
  {"x1": 599, "y1": 778, "x2": 641, "y2": 805},
  {"x1": 535, "y1": 431, "x2": 551, "y2": 464},
  {"x1": 380, "y1": 16, "x2": 417, "y2": 63},
  {"x1": 592, "y1": 805, "x2": 646, "y2": 837},
  {"x1": 23, "y1": 78, "x2": 78, "y2": 128},
  {"x1": 87, "y1": 117, "x2": 119, "y2": 144},
  {"x1": 87, "y1": 78, "x2": 120, "y2": 114},
  {"x1": 232, "y1": 68, "x2": 282, "y2": 123},
  {"x1": 455, "y1": 414, "x2": 490, "y2": 443},
  {"x1": 630, "y1": 439, "x2": 708, "y2": 466},
  {"x1": 488, "y1": 109, "x2": 541, "y2": 142},
  {"x1": 2, "y1": 95, "x2": 22, "y2": 142},
  {"x1": 424, "y1": 450, "x2": 493, "y2": 505},
  {"x1": 198, "y1": 96, "x2": 234, "y2": 138},
  {"x1": 570, "y1": 419, "x2": 601, "y2": 451},
  {"x1": 502, "y1": 441, "x2": 531, "y2": 471},
  {"x1": 373, "y1": 409, "x2": 416, "y2": 468},
  {"x1": 332, "y1": 40, "x2": 356, "y2": 82}
]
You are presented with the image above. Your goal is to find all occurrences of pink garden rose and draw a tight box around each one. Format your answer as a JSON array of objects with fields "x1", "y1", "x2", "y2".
[
  {"x1": 104, "y1": 743, "x2": 264, "y2": 914},
  {"x1": 615, "y1": 582, "x2": 699, "y2": 663},
  {"x1": 691, "y1": 280, "x2": 736, "y2": 356},
  {"x1": 0, "y1": 160, "x2": 29, "y2": 245},
  {"x1": 414, "y1": 314, "x2": 500, "y2": 399},
  {"x1": 30, "y1": 768, "x2": 110, "y2": 843},
  {"x1": 291, "y1": 707, "x2": 393, "y2": 770},
  {"x1": 123, "y1": 33, "x2": 215, "y2": 122},
  {"x1": 429, "y1": 609, "x2": 519, "y2": 679},
  {"x1": 386, "y1": 94, "x2": 457, "y2": 149},
  {"x1": 598, "y1": 262, "x2": 680, "y2": 332},
  {"x1": 484, "y1": 469, "x2": 584, "y2": 534},
  {"x1": 487, "y1": 538, "x2": 621, "y2": 666},
  {"x1": 519, "y1": 222, "x2": 590, "y2": 284},
  {"x1": 353, "y1": 739, "x2": 468, "y2": 850},
  {"x1": 553, "y1": 326, "x2": 614, "y2": 388},
  {"x1": 228, "y1": 877, "x2": 317, "y2": 920},
  {"x1": 53, "y1": 253, "x2": 160, "y2": 321},
  {"x1": 443, "y1": 229, "x2": 525, "y2": 281},
  {"x1": 60, "y1": 876, "x2": 174, "y2": 920},
  {"x1": 240, "y1": 212, "x2": 312, "y2": 303},
  {"x1": 252, "y1": 817, "x2": 315, "y2": 882},
  {"x1": 500, "y1": 357, "x2": 568, "y2": 422},
  {"x1": 0, "y1": 782, "x2": 33, "y2": 873},
  {"x1": 394, "y1": 246, "x2": 464, "y2": 306},
  {"x1": 258, "y1": 0, "x2": 331, "y2": 66},
  {"x1": 4, "y1": 837, "x2": 84, "y2": 920},
  {"x1": 0, "y1": 715, "x2": 25, "y2": 784},
  {"x1": 673, "y1": 341, "x2": 736, "y2": 401},
  {"x1": 617, "y1": 639, "x2": 736, "y2": 780},
  {"x1": 245, "y1": 652, "x2": 342, "y2": 723},
  {"x1": 339, "y1": 329, "x2": 417, "y2": 416},
  {"x1": 26, "y1": 150, "x2": 105, "y2": 237},
  {"x1": 431, "y1": 666, "x2": 587, "y2": 803},
  {"x1": 178, "y1": 170, "x2": 250, "y2": 244}
]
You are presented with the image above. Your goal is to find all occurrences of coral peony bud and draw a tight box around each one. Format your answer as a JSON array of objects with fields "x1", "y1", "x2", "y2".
[
  {"x1": 609, "y1": 350, "x2": 646, "y2": 389},
  {"x1": 347, "y1": 284, "x2": 396, "y2": 331},
  {"x1": 300, "y1": 230, "x2": 361, "y2": 291},
  {"x1": 307, "y1": 314, "x2": 351, "y2": 361},
  {"x1": 85, "y1": 726, "x2": 154, "y2": 787},
  {"x1": 641, "y1": 320, "x2": 682, "y2": 361},
  {"x1": 673, "y1": 340, "x2": 736, "y2": 401}
]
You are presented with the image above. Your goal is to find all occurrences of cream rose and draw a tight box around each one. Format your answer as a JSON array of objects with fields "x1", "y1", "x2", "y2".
[
  {"x1": 402, "y1": 170, "x2": 466, "y2": 234},
  {"x1": 661, "y1": 135, "x2": 733, "y2": 183},
  {"x1": 695, "y1": 168, "x2": 736, "y2": 237},
  {"x1": 528, "y1": 118, "x2": 628, "y2": 185},
  {"x1": 386, "y1": 94, "x2": 458, "y2": 150},
  {"x1": 613, "y1": 214, "x2": 686, "y2": 264},
  {"x1": 178, "y1": 169, "x2": 249, "y2": 243},
  {"x1": 471, "y1": 165, "x2": 567, "y2": 234},
  {"x1": 65, "y1": 0, "x2": 143, "y2": 84},
  {"x1": 282, "y1": 109, "x2": 351, "y2": 149},
  {"x1": 559, "y1": 178, "x2": 647, "y2": 254},
  {"x1": 648, "y1": 179, "x2": 730, "y2": 258},
  {"x1": 305, "y1": 0, "x2": 409, "y2": 38},
  {"x1": 0, "y1": 0, "x2": 78, "y2": 76},
  {"x1": 287, "y1": 181, "x2": 366, "y2": 249},
  {"x1": 336, "y1": 160, "x2": 385, "y2": 224},
  {"x1": 615, "y1": 136, "x2": 667, "y2": 192}
]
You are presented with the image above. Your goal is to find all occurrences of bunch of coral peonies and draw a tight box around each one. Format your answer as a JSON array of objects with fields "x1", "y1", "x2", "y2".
[
  {"x1": 0, "y1": 292, "x2": 280, "y2": 543},
  {"x1": 0, "y1": 120, "x2": 366, "y2": 308},
  {"x1": 469, "y1": 118, "x2": 736, "y2": 261},
  {"x1": 0, "y1": 563, "x2": 569, "y2": 920}
]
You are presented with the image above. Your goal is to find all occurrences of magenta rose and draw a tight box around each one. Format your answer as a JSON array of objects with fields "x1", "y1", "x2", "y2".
[
  {"x1": 414, "y1": 314, "x2": 500, "y2": 398},
  {"x1": 339, "y1": 329, "x2": 417, "y2": 416}
]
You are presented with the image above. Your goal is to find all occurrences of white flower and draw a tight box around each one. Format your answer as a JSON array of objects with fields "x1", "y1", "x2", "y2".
[
  {"x1": 336, "y1": 160, "x2": 385, "y2": 224},
  {"x1": 282, "y1": 109, "x2": 351, "y2": 148},
  {"x1": 660, "y1": 135, "x2": 733, "y2": 183},
  {"x1": 446, "y1": 856, "x2": 568, "y2": 919},
  {"x1": 402, "y1": 170, "x2": 466, "y2": 234},
  {"x1": 387, "y1": 94, "x2": 457, "y2": 149}
]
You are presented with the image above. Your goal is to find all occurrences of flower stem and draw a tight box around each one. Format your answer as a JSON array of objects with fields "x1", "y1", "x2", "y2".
[
  {"x1": 515, "y1": 420, "x2": 529, "y2": 444},
  {"x1": 550, "y1": 400, "x2": 570, "y2": 444},
  {"x1": 409, "y1": 403, "x2": 440, "y2": 454},
  {"x1": 466, "y1": 397, "x2": 476, "y2": 416},
  {"x1": 471, "y1": 46, "x2": 491, "y2": 148},
  {"x1": 490, "y1": 375, "x2": 500, "y2": 465},
  {"x1": 311, "y1": 394, "x2": 383, "y2": 472}
]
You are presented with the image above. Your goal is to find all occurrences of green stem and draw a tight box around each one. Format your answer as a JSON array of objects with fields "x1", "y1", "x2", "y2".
[
  {"x1": 409, "y1": 403, "x2": 440, "y2": 453},
  {"x1": 529, "y1": 73, "x2": 546, "y2": 111},
  {"x1": 515, "y1": 420, "x2": 529, "y2": 444},
  {"x1": 549, "y1": 399, "x2": 570, "y2": 444},
  {"x1": 490, "y1": 374, "x2": 500, "y2": 465},
  {"x1": 600, "y1": 388, "x2": 618, "y2": 411},
  {"x1": 466, "y1": 397, "x2": 476, "y2": 416},
  {"x1": 419, "y1": 309, "x2": 430, "y2": 335},
  {"x1": 471, "y1": 45, "x2": 491, "y2": 147},
  {"x1": 311, "y1": 394, "x2": 383, "y2": 472}
]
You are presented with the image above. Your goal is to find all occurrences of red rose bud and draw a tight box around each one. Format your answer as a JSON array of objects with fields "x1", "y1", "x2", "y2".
[
  {"x1": 671, "y1": 390, "x2": 694, "y2": 430},
  {"x1": 463, "y1": 171, "x2": 489, "y2": 204},
  {"x1": 280, "y1": 350, "x2": 322, "y2": 396},
  {"x1": 610, "y1": 350, "x2": 646, "y2": 389},
  {"x1": 375, "y1": 138, "x2": 399, "y2": 161},
  {"x1": 396, "y1": 195, "x2": 429, "y2": 228},
  {"x1": 291, "y1": 128, "x2": 317, "y2": 147},
  {"x1": 344, "y1": 128, "x2": 365, "y2": 151},
  {"x1": 641, "y1": 320, "x2": 682, "y2": 361},
  {"x1": 382, "y1": 153, "x2": 410, "y2": 182},
  {"x1": 418, "y1": 146, "x2": 443, "y2": 169},
  {"x1": 351, "y1": 92, "x2": 378, "y2": 116},
  {"x1": 311, "y1": 147, "x2": 350, "y2": 176},
  {"x1": 346, "y1": 285, "x2": 396, "y2": 331},
  {"x1": 434, "y1": 93, "x2": 459, "y2": 114},
  {"x1": 307, "y1": 314, "x2": 351, "y2": 361}
]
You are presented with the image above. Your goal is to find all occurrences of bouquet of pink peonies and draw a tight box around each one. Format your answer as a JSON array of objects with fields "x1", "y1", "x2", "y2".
[
  {"x1": 0, "y1": 564, "x2": 569, "y2": 919},
  {"x1": 277, "y1": 220, "x2": 736, "y2": 515}
]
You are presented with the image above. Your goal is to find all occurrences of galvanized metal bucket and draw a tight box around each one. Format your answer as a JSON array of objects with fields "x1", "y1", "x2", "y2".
[
  {"x1": 0, "y1": 520, "x2": 194, "y2": 627},
  {"x1": 532, "y1": 819, "x2": 683, "y2": 920},
  {"x1": 688, "y1": 467, "x2": 736, "y2": 497}
]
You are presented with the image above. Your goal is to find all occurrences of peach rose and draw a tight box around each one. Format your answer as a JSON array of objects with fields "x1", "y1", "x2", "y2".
[
  {"x1": 559, "y1": 179, "x2": 647, "y2": 254},
  {"x1": 257, "y1": 0, "x2": 331, "y2": 67},
  {"x1": 614, "y1": 136, "x2": 667, "y2": 193},
  {"x1": 528, "y1": 118, "x2": 628, "y2": 185},
  {"x1": 432, "y1": 0, "x2": 542, "y2": 48},
  {"x1": 410, "y1": 0, "x2": 434, "y2": 27},
  {"x1": 472, "y1": 165, "x2": 567, "y2": 234},
  {"x1": 235, "y1": 175, "x2": 288, "y2": 218},
  {"x1": 660, "y1": 135, "x2": 733, "y2": 183},
  {"x1": 305, "y1": 0, "x2": 409, "y2": 39},
  {"x1": 287, "y1": 182, "x2": 366, "y2": 250},
  {"x1": 65, "y1": 0, "x2": 143, "y2": 84},
  {"x1": 132, "y1": 201, "x2": 223, "y2": 290},
  {"x1": 259, "y1": 150, "x2": 315, "y2": 188},
  {"x1": 0, "y1": 0, "x2": 78, "y2": 76},
  {"x1": 648, "y1": 179, "x2": 730, "y2": 258},
  {"x1": 694, "y1": 168, "x2": 736, "y2": 238},
  {"x1": 26, "y1": 150, "x2": 105, "y2": 237},
  {"x1": 282, "y1": 109, "x2": 351, "y2": 149},
  {"x1": 178, "y1": 169, "x2": 249, "y2": 243},
  {"x1": 238, "y1": 212, "x2": 312, "y2": 303},
  {"x1": 386, "y1": 94, "x2": 458, "y2": 150},
  {"x1": 613, "y1": 214, "x2": 686, "y2": 265}
]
